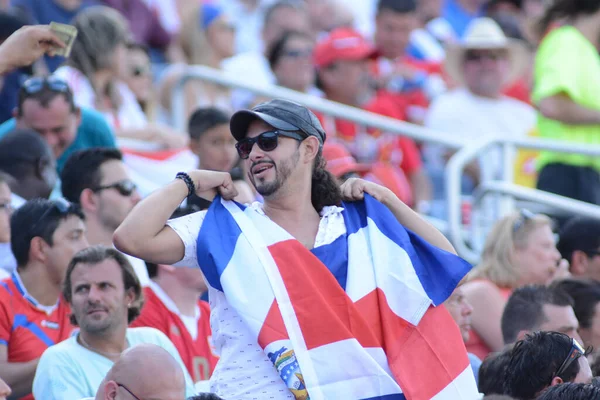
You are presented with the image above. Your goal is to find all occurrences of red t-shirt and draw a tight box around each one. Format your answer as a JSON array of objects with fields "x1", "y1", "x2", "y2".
[
  {"x1": 131, "y1": 285, "x2": 219, "y2": 382},
  {"x1": 0, "y1": 273, "x2": 75, "y2": 400}
]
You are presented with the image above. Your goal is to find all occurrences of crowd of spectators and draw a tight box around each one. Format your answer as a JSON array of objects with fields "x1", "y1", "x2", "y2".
[{"x1": 1, "y1": 0, "x2": 600, "y2": 399}]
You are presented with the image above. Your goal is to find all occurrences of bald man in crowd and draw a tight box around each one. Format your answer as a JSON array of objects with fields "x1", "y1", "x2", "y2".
[{"x1": 86, "y1": 343, "x2": 186, "y2": 400}]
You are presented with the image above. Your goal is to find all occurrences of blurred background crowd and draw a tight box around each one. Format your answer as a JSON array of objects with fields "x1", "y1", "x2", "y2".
[{"x1": 1, "y1": 0, "x2": 600, "y2": 399}]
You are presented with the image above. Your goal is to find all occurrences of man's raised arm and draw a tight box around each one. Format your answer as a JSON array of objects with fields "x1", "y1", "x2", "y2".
[{"x1": 113, "y1": 170, "x2": 237, "y2": 264}]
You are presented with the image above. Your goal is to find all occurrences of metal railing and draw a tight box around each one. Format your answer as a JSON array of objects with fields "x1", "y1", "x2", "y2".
[{"x1": 171, "y1": 65, "x2": 600, "y2": 262}]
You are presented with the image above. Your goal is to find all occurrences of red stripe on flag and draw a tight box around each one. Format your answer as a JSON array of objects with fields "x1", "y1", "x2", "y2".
[
  {"x1": 257, "y1": 300, "x2": 289, "y2": 348},
  {"x1": 269, "y1": 240, "x2": 381, "y2": 350},
  {"x1": 386, "y1": 304, "x2": 470, "y2": 400}
]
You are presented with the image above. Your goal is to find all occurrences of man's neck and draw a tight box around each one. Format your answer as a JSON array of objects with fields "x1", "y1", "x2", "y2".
[
  {"x1": 78, "y1": 324, "x2": 128, "y2": 360},
  {"x1": 263, "y1": 190, "x2": 320, "y2": 225},
  {"x1": 18, "y1": 265, "x2": 61, "y2": 306},
  {"x1": 573, "y1": 14, "x2": 600, "y2": 50},
  {"x1": 468, "y1": 87, "x2": 501, "y2": 100},
  {"x1": 152, "y1": 277, "x2": 200, "y2": 317},
  {"x1": 85, "y1": 216, "x2": 115, "y2": 247}
]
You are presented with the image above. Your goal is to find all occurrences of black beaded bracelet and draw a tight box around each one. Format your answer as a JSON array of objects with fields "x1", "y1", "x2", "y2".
[{"x1": 175, "y1": 172, "x2": 196, "y2": 197}]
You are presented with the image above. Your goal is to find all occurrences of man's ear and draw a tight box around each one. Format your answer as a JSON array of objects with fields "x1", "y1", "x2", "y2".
[
  {"x1": 104, "y1": 380, "x2": 119, "y2": 399},
  {"x1": 302, "y1": 136, "x2": 321, "y2": 164},
  {"x1": 80, "y1": 187, "x2": 99, "y2": 213},
  {"x1": 549, "y1": 376, "x2": 564, "y2": 387},
  {"x1": 571, "y1": 250, "x2": 588, "y2": 276}
]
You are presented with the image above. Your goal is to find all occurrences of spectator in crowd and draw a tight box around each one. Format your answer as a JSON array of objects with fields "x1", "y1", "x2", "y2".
[
  {"x1": 168, "y1": 2, "x2": 236, "y2": 116},
  {"x1": 0, "y1": 75, "x2": 117, "y2": 172},
  {"x1": 552, "y1": 279, "x2": 600, "y2": 359},
  {"x1": 483, "y1": 396, "x2": 514, "y2": 400},
  {"x1": 557, "y1": 217, "x2": 600, "y2": 281},
  {"x1": 0, "y1": 129, "x2": 57, "y2": 207},
  {"x1": 54, "y1": 6, "x2": 186, "y2": 149},
  {"x1": 186, "y1": 107, "x2": 254, "y2": 209},
  {"x1": 0, "y1": 377, "x2": 9, "y2": 400},
  {"x1": 187, "y1": 394, "x2": 225, "y2": 400},
  {"x1": 425, "y1": 17, "x2": 534, "y2": 194},
  {"x1": 462, "y1": 210, "x2": 562, "y2": 360},
  {"x1": 59, "y1": 148, "x2": 148, "y2": 285},
  {"x1": 32, "y1": 245, "x2": 196, "y2": 399},
  {"x1": 503, "y1": 332, "x2": 593, "y2": 399},
  {"x1": 322, "y1": 141, "x2": 370, "y2": 183},
  {"x1": 217, "y1": 0, "x2": 262, "y2": 55},
  {"x1": 444, "y1": 282, "x2": 482, "y2": 384},
  {"x1": 0, "y1": 198, "x2": 87, "y2": 399},
  {"x1": 478, "y1": 348, "x2": 513, "y2": 396},
  {"x1": 131, "y1": 229, "x2": 218, "y2": 383},
  {"x1": 10, "y1": 0, "x2": 95, "y2": 72},
  {"x1": 92, "y1": 344, "x2": 187, "y2": 400},
  {"x1": 373, "y1": 0, "x2": 445, "y2": 120},
  {"x1": 314, "y1": 27, "x2": 432, "y2": 211},
  {"x1": 268, "y1": 30, "x2": 317, "y2": 95},
  {"x1": 0, "y1": 172, "x2": 12, "y2": 278},
  {"x1": 533, "y1": 0, "x2": 600, "y2": 205},
  {"x1": 501, "y1": 285, "x2": 581, "y2": 346},
  {"x1": 537, "y1": 383, "x2": 600, "y2": 400},
  {"x1": 100, "y1": 0, "x2": 184, "y2": 64},
  {"x1": 0, "y1": 24, "x2": 65, "y2": 76},
  {"x1": 222, "y1": 0, "x2": 311, "y2": 109},
  {"x1": 0, "y1": 11, "x2": 32, "y2": 124},
  {"x1": 121, "y1": 42, "x2": 156, "y2": 123}
]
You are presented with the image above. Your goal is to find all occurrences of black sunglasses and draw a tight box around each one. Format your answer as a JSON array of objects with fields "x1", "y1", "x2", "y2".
[
  {"x1": 117, "y1": 382, "x2": 141, "y2": 400},
  {"x1": 92, "y1": 180, "x2": 137, "y2": 197},
  {"x1": 235, "y1": 130, "x2": 306, "y2": 160},
  {"x1": 29, "y1": 198, "x2": 72, "y2": 237},
  {"x1": 283, "y1": 48, "x2": 313, "y2": 58},
  {"x1": 512, "y1": 209, "x2": 536, "y2": 233},
  {"x1": 464, "y1": 50, "x2": 508, "y2": 62},
  {"x1": 552, "y1": 337, "x2": 585, "y2": 382},
  {"x1": 22, "y1": 76, "x2": 70, "y2": 95},
  {"x1": 131, "y1": 65, "x2": 150, "y2": 77}
]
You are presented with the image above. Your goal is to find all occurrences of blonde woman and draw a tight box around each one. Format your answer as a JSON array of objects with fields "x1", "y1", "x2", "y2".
[
  {"x1": 462, "y1": 210, "x2": 564, "y2": 360},
  {"x1": 54, "y1": 6, "x2": 186, "y2": 149}
]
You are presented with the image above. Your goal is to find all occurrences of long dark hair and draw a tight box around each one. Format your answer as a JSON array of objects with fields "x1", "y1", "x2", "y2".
[
  {"x1": 538, "y1": 0, "x2": 600, "y2": 37},
  {"x1": 311, "y1": 149, "x2": 342, "y2": 213}
]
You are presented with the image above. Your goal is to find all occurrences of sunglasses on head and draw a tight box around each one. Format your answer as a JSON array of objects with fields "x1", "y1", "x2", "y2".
[
  {"x1": 92, "y1": 180, "x2": 137, "y2": 197},
  {"x1": 552, "y1": 337, "x2": 585, "y2": 382},
  {"x1": 22, "y1": 76, "x2": 70, "y2": 95},
  {"x1": 29, "y1": 198, "x2": 72, "y2": 237},
  {"x1": 512, "y1": 209, "x2": 536, "y2": 233},
  {"x1": 235, "y1": 130, "x2": 306, "y2": 159}
]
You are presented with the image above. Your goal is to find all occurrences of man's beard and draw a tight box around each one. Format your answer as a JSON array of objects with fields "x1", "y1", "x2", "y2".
[{"x1": 250, "y1": 150, "x2": 299, "y2": 197}]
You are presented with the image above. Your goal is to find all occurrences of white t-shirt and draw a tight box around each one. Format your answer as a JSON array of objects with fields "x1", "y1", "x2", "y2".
[
  {"x1": 54, "y1": 66, "x2": 147, "y2": 130},
  {"x1": 424, "y1": 87, "x2": 536, "y2": 182},
  {"x1": 33, "y1": 327, "x2": 196, "y2": 400},
  {"x1": 166, "y1": 202, "x2": 346, "y2": 400}
]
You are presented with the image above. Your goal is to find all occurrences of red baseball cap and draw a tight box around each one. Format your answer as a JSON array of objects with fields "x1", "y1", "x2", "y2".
[
  {"x1": 314, "y1": 28, "x2": 378, "y2": 68},
  {"x1": 323, "y1": 142, "x2": 370, "y2": 178}
]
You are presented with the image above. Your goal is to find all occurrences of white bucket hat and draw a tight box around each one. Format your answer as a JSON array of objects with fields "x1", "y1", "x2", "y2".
[{"x1": 444, "y1": 17, "x2": 529, "y2": 86}]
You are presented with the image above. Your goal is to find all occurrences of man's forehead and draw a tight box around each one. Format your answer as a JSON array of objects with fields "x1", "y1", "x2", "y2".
[
  {"x1": 246, "y1": 120, "x2": 274, "y2": 137},
  {"x1": 71, "y1": 259, "x2": 122, "y2": 281},
  {"x1": 21, "y1": 95, "x2": 71, "y2": 113}
]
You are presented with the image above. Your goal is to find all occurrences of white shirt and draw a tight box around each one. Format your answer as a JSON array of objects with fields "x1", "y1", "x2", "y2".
[
  {"x1": 125, "y1": 254, "x2": 150, "y2": 287},
  {"x1": 54, "y1": 66, "x2": 147, "y2": 130},
  {"x1": 424, "y1": 87, "x2": 536, "y2": 182},
  {"x1": 166, "y1": 202, "x2": 346, "y2": 400},
  {"x1": 33, "y1": 327, "x2": 197, "y2": 400}
]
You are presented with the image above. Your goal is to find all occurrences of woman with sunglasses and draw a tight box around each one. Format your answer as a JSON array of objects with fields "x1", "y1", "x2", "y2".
[
  {"x1": 54, "y1": 6, "x2": 186, "y2": 150},
  {"x1": 461, "y1": 210, "x2": 564, "y2": 360},
  {"x1": 268, "y1": 31, "x2": 318, "y2": 95}
]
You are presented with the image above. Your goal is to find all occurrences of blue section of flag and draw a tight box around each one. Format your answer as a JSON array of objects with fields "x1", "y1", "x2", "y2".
[
  {"x1": 363, "y1": 394, "x2": 406, "y2": 400},
  {"x1": 343, "y1": 195, "x2": 472, "y2": 306},
  {"x1": 12, "y1": 314, "x2": 54, "y2": 346}
]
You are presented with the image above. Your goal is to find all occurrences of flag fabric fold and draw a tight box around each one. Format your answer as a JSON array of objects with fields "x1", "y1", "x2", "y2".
[{"x1": 196, "y1": 195, "x2": 479, "y2": 400}]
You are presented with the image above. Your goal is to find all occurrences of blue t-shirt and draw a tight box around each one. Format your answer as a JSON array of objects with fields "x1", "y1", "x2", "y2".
[
  {"x1": 0, "y1": 107, "x2": 116, "y2": 172},
  {"x1": 9, "y1": 0, "x2": 97, "y2": 72}
]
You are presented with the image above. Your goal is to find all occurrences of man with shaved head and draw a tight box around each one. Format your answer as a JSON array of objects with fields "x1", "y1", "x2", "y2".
[{"x1": 93, "y1": 343, "x2": 186, "y2": 400}]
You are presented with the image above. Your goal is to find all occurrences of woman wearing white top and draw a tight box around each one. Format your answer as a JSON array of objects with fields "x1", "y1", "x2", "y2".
[{"x1": 54, "y1": 6, "x2": 186, "y2": 149}]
